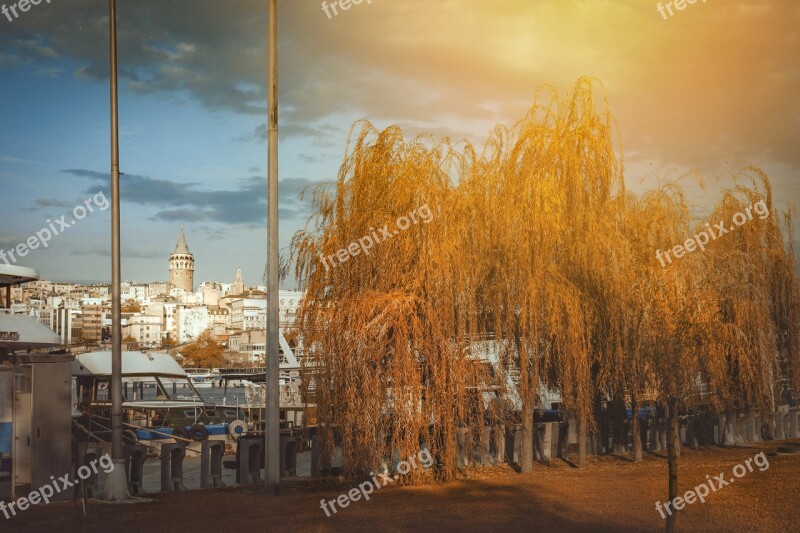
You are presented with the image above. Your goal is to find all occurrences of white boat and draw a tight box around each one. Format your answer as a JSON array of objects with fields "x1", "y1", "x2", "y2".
[
  {"x1": 183, "y1": 368, "x2": 221, "y2": 388},
  {"x1": 72, "y1": 351, "x2": 246, "y2": 445}
]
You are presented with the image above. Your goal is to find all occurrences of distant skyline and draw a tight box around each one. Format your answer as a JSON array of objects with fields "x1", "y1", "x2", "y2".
[
  {"x1": 22, "y1": 226, "x2": 277, "y2": 290},
  {"x1": 1, "y1": 0, "x2": 798, "y2": 287}
]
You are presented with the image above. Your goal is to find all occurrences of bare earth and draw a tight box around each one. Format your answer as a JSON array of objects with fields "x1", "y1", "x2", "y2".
[{"x1": 6, "y1": 439, "x2": 799, "y2": 533}]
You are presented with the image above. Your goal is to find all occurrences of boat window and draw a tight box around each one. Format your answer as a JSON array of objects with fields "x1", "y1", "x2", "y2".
[
  {"x1": 94, "y1": 379, "x2": 110, "y2": 402},
  {"x1": 122, "y1": 378, "x2": 163, "y2": 401},
  {"x1": 158, "y1": 376, "x2": 200, "y2": 401}
]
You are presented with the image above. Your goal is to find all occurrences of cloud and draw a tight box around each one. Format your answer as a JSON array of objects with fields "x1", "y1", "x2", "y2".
[
  {"x1": 8, "y1": 37, "x2": 58, "y2": 60},
  {"x1": 195, "y1": 225, "x2": 230, "y2": 241},
  {"x1": 31, "y1": 198, "x2": 75, "y2": 209},
  {"x1": 0, "y1": 53, "x2": 18, "y2": 67},
  {"x1": 0, "y1": 233, "x2": 23, "y2": 251},
  {"x1": 0, "y1": 154, "x2": 36, "y2": 164},
  {"x1": 149, "y1": 208, "x2": 209, "y2": 223},
  {"x1": 35, "y1": 67, "x2": 63, "y2": 78},
  {"x1": 1, "y1": 0, "x2": 797, "y2": 181},
  {"x1": 0, "y1": 1, "x2": 521, "y2": 149},
  {"x1": 60, "y1": 169, "x2": 321, "y2": 224},
  {"x1": 239, "y1": 122, "x2": 344, "y2": 149},
  {"x1": 65, "y1": 244, "x2": 163, "y2": 259}
]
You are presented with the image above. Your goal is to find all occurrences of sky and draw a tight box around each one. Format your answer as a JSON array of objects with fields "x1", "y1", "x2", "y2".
[{"x1": 0, "y1": 0, "x2": 798, "y2": 288}]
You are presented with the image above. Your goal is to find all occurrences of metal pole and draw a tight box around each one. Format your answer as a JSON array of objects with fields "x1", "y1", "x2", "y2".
[
  {"x1": 104, "y1": 0, "x2": 128, "y2": 500},
  {"x1": 265, "y1": 0, "x2": 280, "y2": 495}
]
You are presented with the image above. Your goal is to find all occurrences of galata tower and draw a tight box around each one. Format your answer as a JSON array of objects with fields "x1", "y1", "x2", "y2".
[{"x1": 169, "y1": 226, "x2": 194, "y2": 292}]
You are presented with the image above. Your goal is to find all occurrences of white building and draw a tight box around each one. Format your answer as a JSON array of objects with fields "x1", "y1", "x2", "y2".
[
  {"x1": 52, "y1": 282, "x2": 76, "y2": 294},
  {"x1": 169, "y1": 287, "x2": 198, "y2": 304},
  {"x1": 228, "y1": 329, "x2": 266, "y2": 364},
  {"x1": 227, "y1": 290, "x2": 303, "y2": 330},
  {"x1": 144, "y1": 301, "x2": 179, "y2": 342},
  {"x1": 121, "y1": 282, "x2": 149, "y2": 305},
  {"x1": 148, "y1": 282, "x2": 170, "y2": 298},
  {"x1": 84, "y1": 285, "x2": 110, "y2": 299},
  {"x1": 208, "y1": 306, "x2": 230, "y2": 339},
  {"x1": 198, "y1": 281, "x2": 223, "y2": 306},
  {"x1": 49, "y1": 305, "x2": 79, "y2": 345},
  {"x1": 278, "y1": 290, "x2": 303, "y2": 328},
  {"x1": 176, "y1": 305, "x2": 209, "y2": 344},
  {"x1": 122, "y1": 314, "x2": 164, "y2": 348},
  {"x1": 229, "y1": 296, "x2": 265, "y2": 331}
]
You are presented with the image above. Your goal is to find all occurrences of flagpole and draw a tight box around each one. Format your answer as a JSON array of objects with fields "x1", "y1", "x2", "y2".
[{"x1": 265, "y1": 0, "x2": 280, "y2": 495}]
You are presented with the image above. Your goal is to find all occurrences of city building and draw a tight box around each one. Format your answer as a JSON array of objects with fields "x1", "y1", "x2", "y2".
[
  {"x1": 121, "y1": 282, "x2": 149, "y2": 305},
  {"x1": 148, "y1": 281, "x2": 170, "y2": 298},
  {"x1": 176, "y1": 305, "x2": 209, "y2": 344},
  {"x1": 80, "y1": 304, "x2": 107, "y2": 343},
  {"x1": 278, "y1": 290, "x2": 303, "y2": 328},
  {"x1": 168, "y1": 226, "x2": 194, "y2": 292},
  {"x1": 198, "y1": 281, "x2": 223, "y2": 306},
  {"x1": 122, "y1": 314, "x2": 164, "y2": 348},
  {"x1": 230, "y1": 268, "x2": 245, "y2": 295},
  {"x1": 228, "y1": 292, "x2": 267, "y2": 331},
  {"x1": 228, "y1": 329, "x2": 266, "y2": 364},
  {"x1": 208, "y1": 305, "x2": 230, "y2": 339},
  {"x1": 226, "y1": 289, "x2": 303, "y2": 330},
  {"x1": 49, "y1": 305, "x2": 80, "y2": 345}
]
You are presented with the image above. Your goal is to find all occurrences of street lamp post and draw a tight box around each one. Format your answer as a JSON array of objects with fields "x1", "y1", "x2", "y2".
[
  {"x1": 102, "y1": 0, "x2": 129, "y2": 500},
  {"x1": 265, "y1": 0, "x2": 280, "y2": 495}
]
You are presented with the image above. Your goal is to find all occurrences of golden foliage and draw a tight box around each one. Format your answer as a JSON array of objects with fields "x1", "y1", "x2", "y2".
[
  {"x1": 292, "y1": 77, "x2": 800, "y2": 481},
  {"x1": 181, "y1": 329, "x2": 224, "y2": 369}
]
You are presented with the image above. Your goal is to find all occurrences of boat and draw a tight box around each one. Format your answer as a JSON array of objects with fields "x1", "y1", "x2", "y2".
[
  {"x1": 72, "y1": 350, "x2": 249, "y2": 447},
  {"x1": 183, "y1": 367, "x2": 221, "y2": 388},
  {"x1": 215, "y1": 334, "x2": 314, "y2": 431}
]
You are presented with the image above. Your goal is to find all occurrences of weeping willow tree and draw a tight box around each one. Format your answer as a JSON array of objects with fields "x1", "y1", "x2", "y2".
[
  {"x1": 291, "y1": 77, "x2": 800, "y2": 507},
  {"x1": 639, "y1": 170, "x2": 800, "y2": 533},
  {"x1": 473, "y1": 78, "x2": 625, "y2": 471},
  {"x1": 703, "y1": 168, "x2": 800, "y2": 416},
  {"x1": 291, "y1": 123, "x2": 478, "y2": 480},
  {"x1": 602, "y1": 183, "x2": 691, "y2": 463}
]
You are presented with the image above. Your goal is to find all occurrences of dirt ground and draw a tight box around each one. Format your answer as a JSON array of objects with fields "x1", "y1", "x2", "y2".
[{"x1": 5, "y1": 439, "x2": 799, "y2": 533}]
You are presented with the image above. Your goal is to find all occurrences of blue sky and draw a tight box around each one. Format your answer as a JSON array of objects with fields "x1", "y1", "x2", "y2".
[{"x1": 1, "y1": 0, "x2": 798, "y2": 287}]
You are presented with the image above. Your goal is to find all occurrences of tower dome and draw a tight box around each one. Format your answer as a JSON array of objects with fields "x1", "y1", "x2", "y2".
[{"x1": 169, "y1": 226, "x2": 194, "y2": 292}]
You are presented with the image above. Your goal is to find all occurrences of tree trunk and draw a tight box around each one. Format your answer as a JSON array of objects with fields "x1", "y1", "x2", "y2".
[
  {"x1": 613, "y1": 395, "x2": 627, "y2": 454},
  {"x1": 673, "y1": 408, "x2": 681, "y2": 460},
  {"x1": 595, "y1": 392, "x2": 609, "y2": 454},
  {"x1": 632, "y1": 394, "x2": 642, "y2": 463},
  {"x1": 578, "y1": 416, "x2": 587, "y2": 467},
  {"x1": 665, "y1": 398, "x2": 679, "y2": 533},
  {"x1": 521, "y1": 401, "x2": 533, "y2": 473}
]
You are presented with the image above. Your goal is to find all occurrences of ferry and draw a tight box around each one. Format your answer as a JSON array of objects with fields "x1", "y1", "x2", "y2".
[{"x1": 72, "y1": 350, "x2": 249, "y2": 446}]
